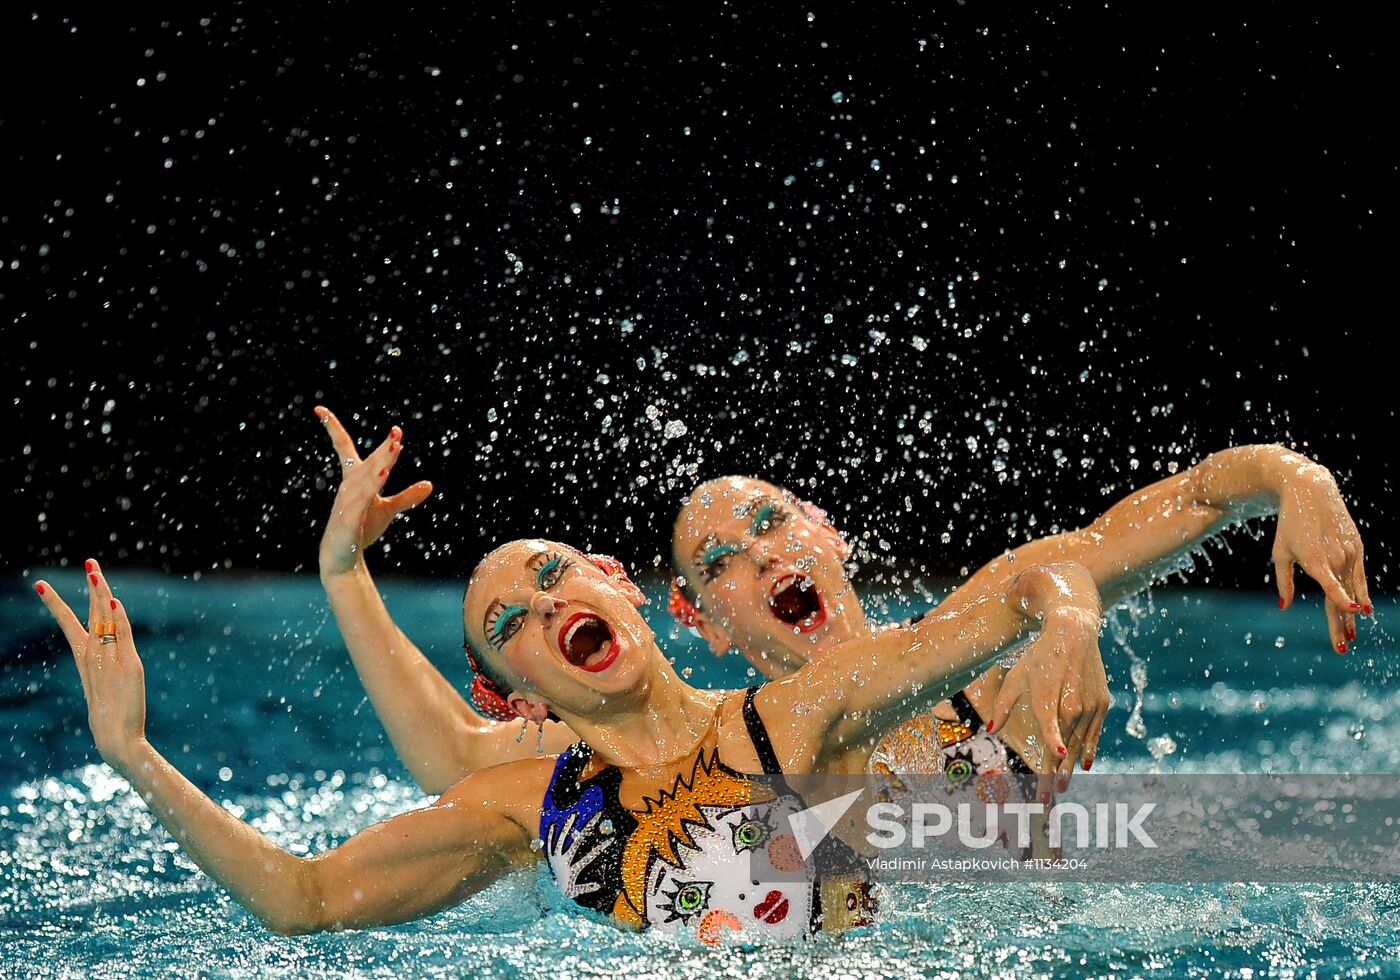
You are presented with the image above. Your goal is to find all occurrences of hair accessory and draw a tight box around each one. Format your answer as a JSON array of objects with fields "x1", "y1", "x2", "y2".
[
  {"x1": 667, "y1": 580, "x2": 702, "y2": 627},
  {"x1": 587, "y1": 553, "x2": 649, "y2": 604},
  {"x1": 463, "y1": 645, "x2": 517, "y2": 722},
  {"x1": 796, "y1": 497, "x2": 852, "y2": 559}
]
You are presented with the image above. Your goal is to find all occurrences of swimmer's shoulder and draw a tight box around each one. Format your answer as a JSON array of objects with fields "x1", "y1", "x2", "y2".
[{"x1": 435, "y1": 753, "x2": 563, "y2": 852}]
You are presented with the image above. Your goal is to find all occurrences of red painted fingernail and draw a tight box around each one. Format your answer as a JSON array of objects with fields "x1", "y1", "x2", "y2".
[
  {"x1": 35, "y1": 583, "x2": 46, "y2": 596},
  {"x1": 1350, "y1": 602, "x2": 1362, "y2": 612},
  {"x1": 89, "y1": 573, "x2": 98, "y2": 585},
  {"x1": 1056, "y1": 778, "x2": 1069, "y2": 793},
  {"x1": 85, "y1": 559, "x2": 95, "y2": 573},
  {"x1": 378, "y1": 468, "x2": 387, "y2": 478},
  {"x1": 1363, "y1": 604, "x2": 1373, "y2": 615},
  {"x1": 110, "y1": 599, "x2": 117, "y2": 610},
  {"x1": 984, "y1": 719, "x2": 995, "y2": 733},
  {"x1": 1083, "y1": 760, "x2": 1093, "y2": 771},
  {"x1": 1278, "y1": 597, "x2": 1286, "y2": 609},
  {"x1": 1337, "y1": 641, "x2": 1348, "y2": 654},
  {"x1": 1057, "y1": 745, "x2": 1067, "y2": 756},
  {"x1": 1346, "y1": 626, "x2": 1356, "y2": 642}
]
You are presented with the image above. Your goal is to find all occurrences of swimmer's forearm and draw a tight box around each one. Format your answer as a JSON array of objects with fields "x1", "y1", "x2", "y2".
[
  {"x1": 112, "y1": 740, "x2": 323, "y2": 934},
  {"x1": 957, "y1": 444, "x2": 1297, "y2": 608},
  {"x1": 113, "y1": 741, "x2": 530, "y2": 934},
  {"x1": 808, "y1": 563, "x2": 1099, "y2": 732},
  {"x1": 322, "y1": 560, "x2": 481, "y2": 793}
]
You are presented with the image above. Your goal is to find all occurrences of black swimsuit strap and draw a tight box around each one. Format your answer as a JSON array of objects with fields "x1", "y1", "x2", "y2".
[
  {"x1": 949, "y1": 689, "x2": 982, "y2": 729},
  {"x1": 742, "y1": 685, "x2": 784, "y2": 775}
]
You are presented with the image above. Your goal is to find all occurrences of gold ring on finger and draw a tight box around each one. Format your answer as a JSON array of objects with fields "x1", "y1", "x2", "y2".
[{"x1": 96, "y1": 622, "x2": 118, "y2": 638}]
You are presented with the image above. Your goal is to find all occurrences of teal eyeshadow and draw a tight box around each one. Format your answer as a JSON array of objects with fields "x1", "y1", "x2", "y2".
[
  {"x1": 702, "y1": 543, "x2": 742, "y2": 565},
  {"x1": 490, "y1": 604, "x2": 528, "y2": 643},
  {"x1": 536, "y1": 556, "x2": 562, "y2": 588},
  {"x1": 750, "y1": 502, "x2": 776, "y2": 534}
]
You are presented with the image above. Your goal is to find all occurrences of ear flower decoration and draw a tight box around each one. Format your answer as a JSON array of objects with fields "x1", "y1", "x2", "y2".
[
  {"x1": 587, "y1": 553, "x2": 650, "y2": 604},
  {"x1": 796, "y1": 497, "x2": 853, "y2": 560},
  {"x1": 667, "y1": 580, "x2": 702, "y2": 628}
]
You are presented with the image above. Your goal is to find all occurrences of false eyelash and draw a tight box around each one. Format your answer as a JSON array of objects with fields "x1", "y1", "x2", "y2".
[
  {"x1": 535, "y1": 552, "x2": 575, "y2": 590},
  {"x1": 486, "y1": 603, "x2": 527, "y2": 648}
]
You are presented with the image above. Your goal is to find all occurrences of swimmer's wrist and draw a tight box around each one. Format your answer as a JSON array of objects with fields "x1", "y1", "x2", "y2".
[
  {"x1": 318, "y1": 553, "x2": 369, "y2": 586},
  {"x1": 104, "y1": 736, "x2": 156, "y2": 781},
  {"x1": 1010, "y1": 562, "x2": 1100, "y2": 622}
]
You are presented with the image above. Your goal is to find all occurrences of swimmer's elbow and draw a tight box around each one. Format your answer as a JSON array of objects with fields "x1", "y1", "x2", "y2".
[{"x1": 260, "y1": 859, "x2": 331, "y2": 936}]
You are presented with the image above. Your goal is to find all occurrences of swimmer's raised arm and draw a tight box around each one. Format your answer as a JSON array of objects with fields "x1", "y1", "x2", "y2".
[
  {"x1": 761, "y1": 561, "x2": 1102, "y2": 770},
  {"x1": 315, "y1": 407, "x2": 573, "y2": 793},
  {"x1": 35, "y1": 563, "x2": 543, "y2": 934},
  {"x1": 943, "y1": 444, "x2": 1371, "y2": 657}
]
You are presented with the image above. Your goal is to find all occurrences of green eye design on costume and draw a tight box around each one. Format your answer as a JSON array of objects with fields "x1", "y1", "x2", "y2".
[
  {"x1": 732, "y1": 816, "x2": 768, "y2": 854},
  {"x1": 945, "y1": 757, "x2": 974, "y2": 786},
  {"x1": 660, "y1": 879, "x2": 715, "y2": 925}
]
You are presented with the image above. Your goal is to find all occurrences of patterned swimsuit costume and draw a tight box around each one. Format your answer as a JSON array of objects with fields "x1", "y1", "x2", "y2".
[{"x1": 540, "y1": 687, "x2": 877, "y2": 944}]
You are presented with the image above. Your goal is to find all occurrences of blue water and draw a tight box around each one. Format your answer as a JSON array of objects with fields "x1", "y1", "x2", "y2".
[{"x1": 2, "y1": 572, "x2": 1398, "y2": 978}]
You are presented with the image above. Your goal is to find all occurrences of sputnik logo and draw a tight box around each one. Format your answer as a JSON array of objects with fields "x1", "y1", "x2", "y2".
[{"x1": 788, "y1": 789, "x2": 866, "y2": 860}]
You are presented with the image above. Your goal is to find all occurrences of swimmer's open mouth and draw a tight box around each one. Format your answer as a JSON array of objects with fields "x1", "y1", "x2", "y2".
[
  {"x1": 768, "y1": 573, "x2": 826, "y2": 633},
  {"x1": 557, "y1": 612, "x2": 619, "y2": 672}
]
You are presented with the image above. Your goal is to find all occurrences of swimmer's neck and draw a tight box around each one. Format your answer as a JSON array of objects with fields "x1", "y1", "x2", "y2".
[
  {"x1": 749, "y1": 597, "x2": 873, "y2": 679},
  {"x1": 554, "y1": 655, "x2": 723, "y2": 769}
]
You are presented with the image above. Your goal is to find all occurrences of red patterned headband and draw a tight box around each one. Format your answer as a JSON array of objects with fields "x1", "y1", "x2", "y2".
[{"x1": 463, "y1": 645, "x2": 516, "y2": 721}]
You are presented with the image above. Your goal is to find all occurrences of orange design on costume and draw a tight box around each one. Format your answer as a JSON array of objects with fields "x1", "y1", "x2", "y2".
[
  {"x1": 766, "y1": 834, "x2": 805, "y2": 873},
  {"x1": 937, "y1": 718, "x2": 975, "y2": 746},
  {"x1": 698, "y1": 908, "x2": 743, "y2": 945},
  {"x1": 611, "y1": 750, "x2": 771, "y2": 927},
  {"x1": 976, "y1": 771, "x2": 1010, "y2": 805}
]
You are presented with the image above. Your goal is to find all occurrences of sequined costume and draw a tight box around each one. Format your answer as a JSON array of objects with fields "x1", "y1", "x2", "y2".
[{"x1": 540, "y1": 687, "x2": 877, "y2": 943}]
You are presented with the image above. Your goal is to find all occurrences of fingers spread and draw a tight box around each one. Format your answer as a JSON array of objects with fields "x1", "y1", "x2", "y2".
[
  {"x1": 316, "y1": 406, "x2": 363, "y2": 470},
  {"x1": 1081, "y1": 702, "x2": 1107, "y2": 772},
  {"x1": 1324, "y1": 598, "x2": 1347, "y2": 654},
  {"x1": 111, "y1": 598, "x2": 139, "y2": 666},
  {"x1": 35, "y1": 580, "x2": 88, "y2": 655},
  {"x1": 1273, "y1": 550, "x2": 1296, "y2": 610},
  {"x1": 1350, "y1": 551, "x2": 1373, "y2": 619},
  {"x1": 385, "y1": 481, "x2": 434, "y2": 515},
  {"x1": 1029, "y1": 689, "x2": 1067, "y2": 779},
  {"x1": 1305, "y1": 558, "x2": 1359, "y2": 616},
  {"x1": 85, "y1": 559, "x2": 102, "y2": 636},
  {"x1": 985, "y1": 683, "x2": 1022, "y2": 737},
  {"x1": 36, "y1": 580, "x2": 91, "y2": 695}
]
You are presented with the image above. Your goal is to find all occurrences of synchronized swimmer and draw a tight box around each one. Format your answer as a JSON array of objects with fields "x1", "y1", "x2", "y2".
[{"x1": 34, "y1": 407, "x2": 1370, "y2": 942}]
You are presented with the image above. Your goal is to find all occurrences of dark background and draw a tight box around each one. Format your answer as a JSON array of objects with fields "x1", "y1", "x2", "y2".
[{"x1": 3, "y1": 5, "x2": 1392, "y2": 593}]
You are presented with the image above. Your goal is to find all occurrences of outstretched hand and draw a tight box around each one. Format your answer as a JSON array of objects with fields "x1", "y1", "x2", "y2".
[
  {"x1": 35, "y1": 560, "x2": 148, "y2": 772},
  {"x1": 984, "y1": 606, "x2": 1109, "y2": 781},
  {"x1": 1271, "y1": 455, "x2": 1372, "y2": 653},
  {"x1": 315, "y1": 406, "x2": 434, "y2": 578}
]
